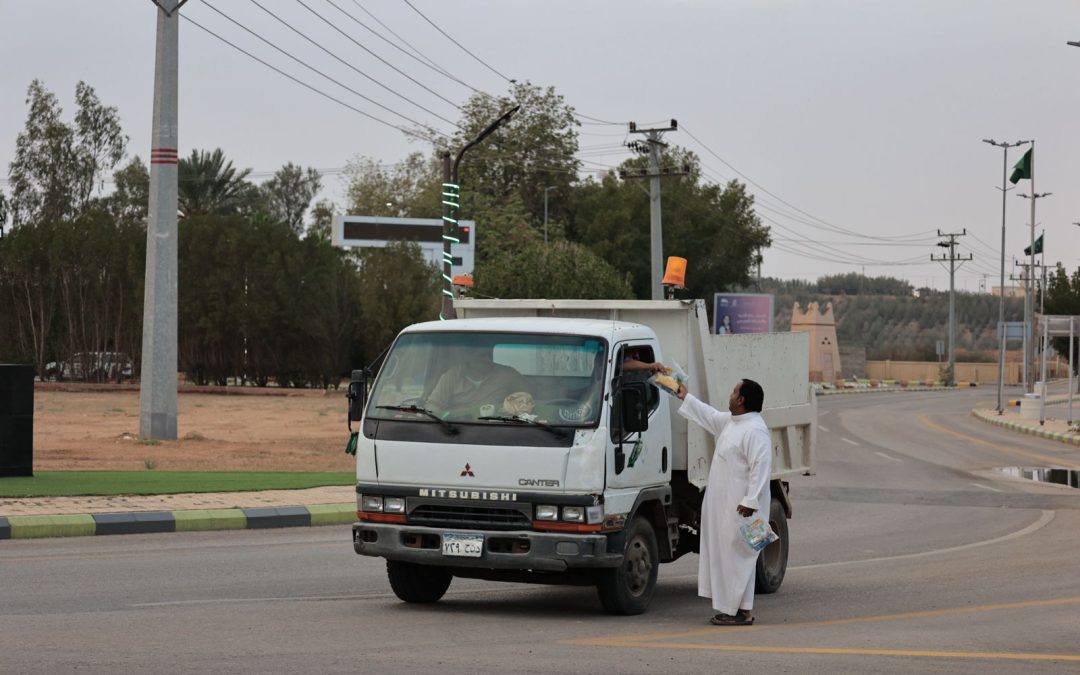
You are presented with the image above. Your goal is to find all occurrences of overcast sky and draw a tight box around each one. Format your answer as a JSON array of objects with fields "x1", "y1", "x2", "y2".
[{"x1": 2, "y1": 0, "x2": 1078, "y2": 291}]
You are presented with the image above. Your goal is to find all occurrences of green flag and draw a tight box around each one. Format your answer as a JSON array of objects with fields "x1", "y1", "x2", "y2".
[
  {"x1": 1023, "y1": 234, "x2": 1043, "y2": 256},
  {"x1": 1009, "y1": 148, "x2": 1032, "y2": 184}
]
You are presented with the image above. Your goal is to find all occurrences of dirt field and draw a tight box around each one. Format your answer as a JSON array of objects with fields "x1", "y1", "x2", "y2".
[{"x1": 32, "y1": 387, "x2": 356, "y2": 472}]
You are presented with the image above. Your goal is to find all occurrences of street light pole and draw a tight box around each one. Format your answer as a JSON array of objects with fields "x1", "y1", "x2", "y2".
[
  {"x1": 982, "y1": 138, "x2": 1030, "y2": 412},
  {"x1": 439, "y1": 105, "x2": 520, "y2": 321}
]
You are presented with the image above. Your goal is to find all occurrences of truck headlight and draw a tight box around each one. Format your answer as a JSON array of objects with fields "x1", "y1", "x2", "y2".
[
  {"x1": 361, "y1": 495, "x2": 384, "y2": 512},
  {"x1": 383, "y1": 497, "x2": 406, "y2": 514},
  {"x1": 562, "y1": 506, "x2": 584, "y2": 522},
  {"x1": 536, "y1": 505, "x2": 558, "y2": 520}
]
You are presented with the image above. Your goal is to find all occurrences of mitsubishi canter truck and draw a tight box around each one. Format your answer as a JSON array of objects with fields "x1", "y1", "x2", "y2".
[{"x1": 348, "y1": 299, "x2": 815, "y2": 614}]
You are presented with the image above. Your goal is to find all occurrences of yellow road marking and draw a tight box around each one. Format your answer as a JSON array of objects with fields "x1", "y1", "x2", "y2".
[
  {"x1": 564, "y1": 595, "x2": 1080, "y2": 648},
  {"x1": 596, "y1": 643, "x2": 1080, "y2": 662},
  {"x1": 919, "y1": 414, "x2": 1080, "y2": 469}
]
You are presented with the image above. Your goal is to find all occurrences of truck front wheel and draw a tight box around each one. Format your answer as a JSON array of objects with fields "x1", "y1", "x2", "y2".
[
  {"x1": 596, "y1": 516, "x2": 659, "y2": 615},
  {"x1": 755, "y1": 498, "x2": 789, "y2": 594},
  {"x1": 386, "y1": 561, "x2": 453, "y2": 603}
]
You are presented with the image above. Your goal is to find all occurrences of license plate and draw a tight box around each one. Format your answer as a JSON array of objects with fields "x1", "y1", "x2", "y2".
[{"x1": 441, "y1": 532, "x2": 483, "y2": 558}]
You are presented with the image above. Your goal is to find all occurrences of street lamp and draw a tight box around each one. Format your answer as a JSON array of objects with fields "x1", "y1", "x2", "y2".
[
  {"x1": 982, "y1": 138, "x2": 1030, "y2": 412},
  {"x1": 439, "y1": 105, "x2": 521, "y2": 320}
]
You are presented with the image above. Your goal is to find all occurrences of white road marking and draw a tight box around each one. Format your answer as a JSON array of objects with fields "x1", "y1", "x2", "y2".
[
  {"x1": 874, "y1": 451, "x2": 904, "y2": 463},
  {"x1": 818, "y1": 425, "x2": 831, "y2": 433},
  {"x1": 972, "y1": 482, "x2": 1004, "y2": 493},
  {"x1": 841, "y1": 437, "x2": 860, "y2": 446}
]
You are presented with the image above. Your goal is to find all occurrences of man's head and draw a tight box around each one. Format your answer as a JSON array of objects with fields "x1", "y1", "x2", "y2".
[{"x1": 728, "y1": 378, "x2": 764, "y2": 414}]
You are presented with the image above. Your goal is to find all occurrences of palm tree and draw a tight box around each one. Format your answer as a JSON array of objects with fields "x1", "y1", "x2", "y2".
[{"x1": 178, "y1": 149, "x2": 252, "y2": 217}]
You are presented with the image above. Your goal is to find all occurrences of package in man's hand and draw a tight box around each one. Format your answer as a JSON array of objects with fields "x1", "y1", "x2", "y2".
[{"x1": 739, "y1": 518, "x2": 779, "y2": 552}]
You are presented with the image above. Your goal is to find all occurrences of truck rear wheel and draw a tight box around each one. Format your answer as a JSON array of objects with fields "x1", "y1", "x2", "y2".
[
  {"x1": 386, "y1": 561, "x2": 453, "y2": 603},
  {"x1": 755, "y1": 498, "x2": 789, "y2": 594},
  {"x1": 596, "y1": 516, "x2": 658, "y2": 615}
]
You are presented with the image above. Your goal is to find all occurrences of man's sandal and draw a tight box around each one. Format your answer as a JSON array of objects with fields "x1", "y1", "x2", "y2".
[{"x1": 709, "y1": 612, "x2": 754, "y2": 626}]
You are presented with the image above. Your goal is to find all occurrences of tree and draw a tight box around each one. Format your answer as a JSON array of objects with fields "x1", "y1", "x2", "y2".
[
  {"x1": 107, "y1": 156, "x2": 149, "y2": 225},
  {"x1": 0, "y1": 190, "x2": 8, "y2": 237},
  {"x1": 355, "y1": 243, "x2": 440, "y2": 363},
  {"x1": 1044, "y1": 263, "x2": 1080, "y2": 372},
  {"x1": 573, "y1": 148, "x2": 771, "y2": 299},
  {"x1": 7, "y1": 81, "x2": 127, "y2": 227},
  {"x1": 477, "y1": 239, "x2": 633, "y2": 300},
  {"x1": 307, "y1": 199, "x2": 338, "y2": 241},
  {"x1": 342, "y1": 152, "x2": 440, "y2": 218},
  {"x1": 447, "y1": 82, "x2": 580, "y2": 228},
  {"x1": 178, "y1": 148, "x2": 253, "y2": 217},
  {"x1": 261, "y1": 162, "x2": 322, "y2": 235}
]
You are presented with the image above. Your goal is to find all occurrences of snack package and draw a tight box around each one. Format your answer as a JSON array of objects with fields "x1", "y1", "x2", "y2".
[
  {"x1": 649, "y1": 359, "x2": 688, "y2": 396},
  {"x1": 739, "y1": 518, "x2": 779, "y2": 552}
]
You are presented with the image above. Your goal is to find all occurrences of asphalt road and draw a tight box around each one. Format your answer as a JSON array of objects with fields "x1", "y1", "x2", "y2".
[{"x1": 2, "y1": 388, "x2": 1079, "y2": 674}]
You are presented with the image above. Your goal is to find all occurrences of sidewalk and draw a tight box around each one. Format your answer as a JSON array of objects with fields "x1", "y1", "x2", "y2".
[
  {"x1": 971, "y1": 405, "x2": 1080, "y2": 448},
  {"x1": 0, "y1": 485, "x2": 355, "y2": 540}
]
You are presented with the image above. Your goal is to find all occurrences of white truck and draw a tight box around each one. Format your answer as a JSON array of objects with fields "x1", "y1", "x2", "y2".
[{"x1": 348, "y1": 299, "x2": 815, "y2": 614}]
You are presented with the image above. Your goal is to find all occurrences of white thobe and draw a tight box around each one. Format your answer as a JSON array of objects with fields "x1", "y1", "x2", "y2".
[{"x1": 679, "y1": 394, "x2": 772, "y2": 615}]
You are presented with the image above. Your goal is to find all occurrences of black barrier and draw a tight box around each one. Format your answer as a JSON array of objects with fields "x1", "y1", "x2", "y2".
[{"x1": 0, "y1": 364, "x2": 34, "y2": 477}]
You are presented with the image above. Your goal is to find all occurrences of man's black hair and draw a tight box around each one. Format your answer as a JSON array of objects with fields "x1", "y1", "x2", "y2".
[{"x1": 740, "y1": 378, "x2": 764, "y2": 412}]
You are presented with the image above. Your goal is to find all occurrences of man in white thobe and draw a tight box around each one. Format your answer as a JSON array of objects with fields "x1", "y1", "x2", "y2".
[{"x1": 676, "y1": 379, "x2": 771, "y2": 625}]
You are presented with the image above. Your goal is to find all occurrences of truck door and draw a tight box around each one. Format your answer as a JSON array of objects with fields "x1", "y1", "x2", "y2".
[{"x1": 607, "y1": 341, "x2": 673, "y2": 489}]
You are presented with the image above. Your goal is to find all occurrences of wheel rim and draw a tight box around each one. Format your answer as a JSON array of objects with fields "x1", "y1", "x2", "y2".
[{"x1": 624, "y1": 535, "x2": 652, "y2": 597}]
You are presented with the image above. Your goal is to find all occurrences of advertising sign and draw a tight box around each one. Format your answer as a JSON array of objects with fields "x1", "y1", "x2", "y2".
[{"x1": 713, "y1": 293, "x2": 775, "y2": 335}]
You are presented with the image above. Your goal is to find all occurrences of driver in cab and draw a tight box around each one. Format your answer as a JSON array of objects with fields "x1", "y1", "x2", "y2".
[{"x1": 425, "y1": 345, "x2": 526, "y2": 415}]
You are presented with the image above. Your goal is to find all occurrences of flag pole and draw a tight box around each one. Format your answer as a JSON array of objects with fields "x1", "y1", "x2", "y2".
[{"x1": 1028, "y1": 140, "x2": 1036, "y2": 394}]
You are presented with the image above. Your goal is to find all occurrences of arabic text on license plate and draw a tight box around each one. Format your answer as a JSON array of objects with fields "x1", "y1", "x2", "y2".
[{"x1": 442, "y1": 533, "x2": 483, "y2": 558}]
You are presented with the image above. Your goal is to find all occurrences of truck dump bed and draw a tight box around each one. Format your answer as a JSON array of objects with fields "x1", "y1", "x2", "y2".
[{"x1": 454, "y1": 299, "x2": 816, "y2": 488}]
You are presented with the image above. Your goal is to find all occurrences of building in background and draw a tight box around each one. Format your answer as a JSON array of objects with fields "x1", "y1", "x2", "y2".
[{"x1": 790, "y1": 302, "x2": 842, "y2": 383}]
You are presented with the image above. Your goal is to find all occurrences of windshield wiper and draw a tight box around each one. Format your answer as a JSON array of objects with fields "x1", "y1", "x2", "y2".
[
  {"x1": 478, "y1": 415, "x2": 570, "y2": 438},
  {"x1": 376, "y1": 405, "x2": 458, "y2": 435}
]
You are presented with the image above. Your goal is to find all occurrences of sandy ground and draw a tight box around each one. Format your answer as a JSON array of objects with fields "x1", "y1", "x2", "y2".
[{"x1": 31, "y1": 388, "x2": 356, "y2": 472}]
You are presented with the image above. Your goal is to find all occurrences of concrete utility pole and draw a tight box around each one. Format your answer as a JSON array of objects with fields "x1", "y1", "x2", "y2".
[
  {"x1": 931, "y1": 230, "x2": 972, "y2": 386},
  {"x1": 982, "y1": 138, "x2": 1030, "y2": 412},
  {"x1": 140, "y1": 0, "x2": 187, "y2": 440},
  {"x1": 543, "y1": 186, "x2": 555, "y2": 245},
  {"x1": 625, "y1": 120, "x2": 682, "y2": 299}
]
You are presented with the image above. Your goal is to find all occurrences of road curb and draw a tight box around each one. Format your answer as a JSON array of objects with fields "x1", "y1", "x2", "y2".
[
  {"x1": 0, "y1": 503, "x2": 356, "y2": 540},
  {"x1": 970, "y1": 408, "x2": 1080, "y2": 448},
  {"x1": 815, "y1": 386, "x2": 952, "y2": 396}
]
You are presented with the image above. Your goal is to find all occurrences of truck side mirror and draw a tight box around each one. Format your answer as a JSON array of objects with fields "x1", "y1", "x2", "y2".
[
  {"x1": 619, "y1": 382, "x2": 649, "y2": 434},
  {"x1": 347, "y1": 369, "x2": 367, "y2": 430}
]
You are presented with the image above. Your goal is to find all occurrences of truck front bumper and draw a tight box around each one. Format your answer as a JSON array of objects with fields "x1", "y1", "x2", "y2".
[{"x1": 352, "y1": 522, "x2": 622, "y2": 572}]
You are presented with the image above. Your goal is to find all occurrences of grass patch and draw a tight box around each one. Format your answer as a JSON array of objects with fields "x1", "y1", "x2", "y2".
[{"x1": 0, "y1": 471, "x2": 353, "y2": 498}]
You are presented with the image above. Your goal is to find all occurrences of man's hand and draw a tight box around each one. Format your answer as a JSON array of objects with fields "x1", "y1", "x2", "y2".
[
  {"x1": 736, "y1": 505, "x2": 756, "y2": 518},
  {"x1": 676, "y1": 383, "x2": 687, "y2": 400}
]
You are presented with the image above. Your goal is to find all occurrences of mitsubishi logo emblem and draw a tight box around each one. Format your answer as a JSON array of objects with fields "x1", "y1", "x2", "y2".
[{"x1": 460, "y1": 462, "x2": 475, "y2": 477}]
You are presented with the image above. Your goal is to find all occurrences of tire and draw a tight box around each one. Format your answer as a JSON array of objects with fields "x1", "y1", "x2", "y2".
[
  {"x1": 386, "y1": 561, "x2": 453, "y2": 604},
  {"x1": 755, "y1": 498, "x2": 789, "y2": 594},
  {"x1": 597, "y1": 516, "x2": 659, "y2": 615}
]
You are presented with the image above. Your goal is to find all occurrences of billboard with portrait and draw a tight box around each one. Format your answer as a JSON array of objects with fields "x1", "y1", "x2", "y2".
[{"x1": 713, "y1": 293, "x2": 775, "y2": 335}]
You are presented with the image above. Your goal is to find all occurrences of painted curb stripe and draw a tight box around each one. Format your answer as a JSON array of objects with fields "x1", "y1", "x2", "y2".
[
  {"x1": 243, "y1": 506, "x2": 310, "y2": 529},
  {"x1": 173, "y1": 508, "x2": 247, "y2": 532},
  {"x1": 307, "y1": 503, "x2": 357, "y2": 526},
  {"x1": 0, "y1": 504, "x2": 357, "y2": 539},
  {"x1": 7, "y1": 514, "x2": 96, "y2": 539},
  {"x1": 93, "y1": 511, "x2": 176, "y2": 536},
  {"x1": 971, "y1": 409, "x2": 1080, "y2": 448}
]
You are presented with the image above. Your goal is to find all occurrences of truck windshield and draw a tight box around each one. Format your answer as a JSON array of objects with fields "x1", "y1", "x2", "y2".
[{"x1": 366, "y1": 332, "x2": 607, "y2": 427}]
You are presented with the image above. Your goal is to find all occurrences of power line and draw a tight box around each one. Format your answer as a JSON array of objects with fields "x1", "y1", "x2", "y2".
[
  {"x1": 681, "y1": 123, "x2": 937, "y2": 243},
  {"x1": 327, "y1": 0, "x2": 483, "y2": 94},
  {"x1": 351, "y1": 0, "x2": 449, "y2": 76},
  {"x1": 200, "y1": 1, "x2": 452, "y2": 132},
  {"x1": 292, "y1": 0, "x2": 464, "y2": 111},
  {"x1": 401, "y1": 0, "x2": 514, "y2": 83},
  {"x1": 182, "y1": 14, "x2": 438, "y2": 142}
]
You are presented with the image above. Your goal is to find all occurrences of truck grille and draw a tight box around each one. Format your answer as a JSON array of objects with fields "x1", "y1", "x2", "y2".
[{"x1": 409, "y1": 503, "x2": 532, "y2": 530}]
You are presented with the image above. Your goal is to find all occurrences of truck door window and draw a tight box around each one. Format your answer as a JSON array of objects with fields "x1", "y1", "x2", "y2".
[{"x1": 611, "y1": 344, "x2": 661, "y2": 442}]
